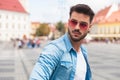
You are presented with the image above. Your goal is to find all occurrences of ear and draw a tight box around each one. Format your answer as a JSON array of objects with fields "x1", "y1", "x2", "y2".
[
  {"x1": 89, "y1": 24, "x2": 92, "y2": 28},
  {"x1": 88, "y1": 24, "x2": 92, "y2": 33}
]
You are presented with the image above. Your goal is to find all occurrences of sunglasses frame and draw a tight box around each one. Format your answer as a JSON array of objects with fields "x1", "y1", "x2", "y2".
[{"x1": 69, "y1": 19, "x2": 89, "y2": 30}]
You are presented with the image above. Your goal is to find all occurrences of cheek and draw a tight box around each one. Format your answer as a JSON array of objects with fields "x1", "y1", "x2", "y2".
[
  {"x1": 80, "y1": 29, "x2": 89, "y2": 35},
  {"x1": 68, "y1": 27, "x2": 71, "y2": 32},
  {"x1": 68, "y1": 25, "x2": 73, "y2": 32},
  {"x1": 83, "y1": 30, "x2": 89, "y2": 35},
  {"x1": 68, "y1": 22, "x2": 75, "y2": 29},
  {"x1": 68, "y1": 27, "x2": 73, "y2": 35},
  {"x1": 81, "y1": 27, "x2": 90, "y2": 32}
]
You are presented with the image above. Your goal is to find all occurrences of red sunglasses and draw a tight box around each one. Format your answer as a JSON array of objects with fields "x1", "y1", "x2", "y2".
[{"x1": 69, "y1": 19, "x2": 88, "y2": 30}]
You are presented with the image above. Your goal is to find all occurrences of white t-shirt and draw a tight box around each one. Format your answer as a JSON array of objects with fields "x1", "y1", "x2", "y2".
[{"x1": 74, "y1": 50, "x2": 87, "y2": 80}]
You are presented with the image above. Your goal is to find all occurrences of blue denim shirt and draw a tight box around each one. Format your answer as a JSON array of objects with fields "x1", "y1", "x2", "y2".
[{"x1": 29, "y1": 33, "x2": 92, "y2": 80}]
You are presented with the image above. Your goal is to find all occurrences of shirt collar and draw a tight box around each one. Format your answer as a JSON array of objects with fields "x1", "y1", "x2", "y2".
[{"x1": 63, "y1": 33, "x2": 73, "y2": 52}]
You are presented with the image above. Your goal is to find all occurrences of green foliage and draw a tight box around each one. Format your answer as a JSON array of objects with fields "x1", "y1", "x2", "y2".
[
  {"x1": 36, "y1": 23, "x2": 50, "y2": 36},
  {"x1": 56, "y1": 21, "x2": 65, "y2": 35}
]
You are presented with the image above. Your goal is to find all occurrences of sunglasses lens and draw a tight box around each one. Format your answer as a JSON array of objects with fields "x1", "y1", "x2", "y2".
[
  {"x1": 80, "y1": 22, "x2": 88, "y2": 29},
  {"x1": 69, "y1": 20, "x2": 77, "y2": 27}
]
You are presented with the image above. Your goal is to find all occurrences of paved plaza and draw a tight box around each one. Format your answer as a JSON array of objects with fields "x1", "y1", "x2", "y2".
[
  {"x1": 84, "y1": 42, "x2": 120, "y2": 80},
  {"x1": 0, "y1": 41, "x2": 120, "y2": 80}
]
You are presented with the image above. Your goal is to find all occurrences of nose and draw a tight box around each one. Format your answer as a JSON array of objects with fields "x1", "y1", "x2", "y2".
[{"x1": 74, "y1": 23, "x2": 80, "y2": 29}]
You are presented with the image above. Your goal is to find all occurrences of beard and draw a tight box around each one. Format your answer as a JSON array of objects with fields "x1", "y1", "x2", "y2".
[{"x1": 68, "y1": 28, "x2": 88, "y2": 42}]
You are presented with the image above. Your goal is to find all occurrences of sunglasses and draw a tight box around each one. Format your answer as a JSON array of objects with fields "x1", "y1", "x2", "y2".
[{"x1": 69, "y1": 19, "x2": 88, "y2": 30}]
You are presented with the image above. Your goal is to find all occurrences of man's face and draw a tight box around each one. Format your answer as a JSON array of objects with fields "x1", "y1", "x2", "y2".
[{"x1": 68, "y1": 11, "x2": 91, "y2": 42}]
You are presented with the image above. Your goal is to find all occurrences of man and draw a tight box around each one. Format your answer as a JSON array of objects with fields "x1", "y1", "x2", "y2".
[{"x1": 29, "y1": 4, "x2": 95, "y2": 80}]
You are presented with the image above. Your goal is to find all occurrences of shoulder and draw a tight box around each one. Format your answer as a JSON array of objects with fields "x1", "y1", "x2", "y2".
[
  {"x1": 40, "y1": 34, "x2": 68, "y2": 58},
  {"x1": 49, "y1": 35, "x2": 66, "y2": 51},
  {"x1": 40, "y1": 38, "x2": 65, "y2": 59}
]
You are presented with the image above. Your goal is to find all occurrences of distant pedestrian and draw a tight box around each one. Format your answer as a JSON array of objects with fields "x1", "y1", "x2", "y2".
[
  {"x1": 36, "y1": 39, "x2": 41, "y2": 47},
  {"x1": 29, "y1": 4, "x2": 95, "y2": 80}
]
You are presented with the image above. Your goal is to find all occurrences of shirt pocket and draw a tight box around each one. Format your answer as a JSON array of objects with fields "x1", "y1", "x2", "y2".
[
  {"x1": 50, "y1": 53, "x2": 73, "y2": 80},
  {"x1": 60, "y1": 61, "x2": 72, "y2": 69},
  {"x1": 60, "y1": 52, "x2": 73, "y2": 69}
]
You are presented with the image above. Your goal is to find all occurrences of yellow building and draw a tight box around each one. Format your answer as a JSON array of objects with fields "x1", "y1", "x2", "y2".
[
  {"x1": 30, "y1": 22, "x2": 40, "y2": 38},
  {"x1": 91, "y1": 3, "x2": 120, "y2": 41}
]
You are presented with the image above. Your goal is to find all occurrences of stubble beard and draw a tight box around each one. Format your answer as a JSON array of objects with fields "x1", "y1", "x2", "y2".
[{"x1": 68, "y1": 28, "x2": 88, "y2": 42}]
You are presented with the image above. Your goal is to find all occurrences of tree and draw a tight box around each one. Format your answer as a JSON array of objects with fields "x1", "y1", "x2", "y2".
[
  {"x1": 56, "y1": 21, "x2": 65, "y2": 35},
  {"x1": 36, "y1": 23, "x2": 50, "y2": 36}
]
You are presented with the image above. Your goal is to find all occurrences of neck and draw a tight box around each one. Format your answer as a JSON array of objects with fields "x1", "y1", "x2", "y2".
[{"x1": 71, "y1": 39, "x2": 83, "y2": 53}]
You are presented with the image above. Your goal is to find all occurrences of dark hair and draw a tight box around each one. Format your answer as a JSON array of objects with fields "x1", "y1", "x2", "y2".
[{"x1": 70, "y1": 4, "x2": 95, "y2": 23}]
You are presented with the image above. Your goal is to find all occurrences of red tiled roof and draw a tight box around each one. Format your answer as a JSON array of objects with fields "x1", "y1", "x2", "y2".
[
  {"x1": 107, "y1": 10, "x2": 120, "y2": 22},
  {"x1": 92, "y1": 6, "x2": 111, "y2": 24},
  {"x1": 0, "y1": 0, "x2": 27, "y2": 13},
  {"x1": 93, "y1": 4, "x2": 120, "y2": 24}
]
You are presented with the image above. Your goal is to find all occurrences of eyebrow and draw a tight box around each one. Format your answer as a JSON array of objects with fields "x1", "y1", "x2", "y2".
[{"x1": 70, "y1": 18, "x2": 88, "y2": 23}]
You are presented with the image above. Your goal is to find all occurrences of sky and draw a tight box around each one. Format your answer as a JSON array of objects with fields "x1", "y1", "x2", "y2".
[{"x1": 29, "y1": 0, "x2": 120, "y2": 23}]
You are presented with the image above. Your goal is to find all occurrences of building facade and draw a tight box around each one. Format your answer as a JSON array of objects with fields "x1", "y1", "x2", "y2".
[{"x1": 91, "y1": 3, "x2": 120, "y2": 41}]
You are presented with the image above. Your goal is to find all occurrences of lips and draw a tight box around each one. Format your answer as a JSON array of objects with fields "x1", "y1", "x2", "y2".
[{"x1": 72, "y1": 32, "x2": 80, "y2": 37}]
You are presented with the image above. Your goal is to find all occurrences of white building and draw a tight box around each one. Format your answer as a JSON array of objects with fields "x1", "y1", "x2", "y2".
[{"x1": 0, "y1": 0, "x2": 30, "y2": 41}]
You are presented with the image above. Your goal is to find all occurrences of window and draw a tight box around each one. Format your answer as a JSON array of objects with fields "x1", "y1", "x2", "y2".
[
  {"x1": 0, "y1": 15, "x2": 1, "y2": 19},
  {"x1": 0, "y1": 23, "x2": 2, "y2": 28},
  {"x1": 6, "y1": 15, "x2": 8, "y2": 19},
  {"x1": 6, "y1": 23, "x2": 8, "y2": 28},
  {"x1": 12, "y1": 24, "x2": 15, "y2": 28}
]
